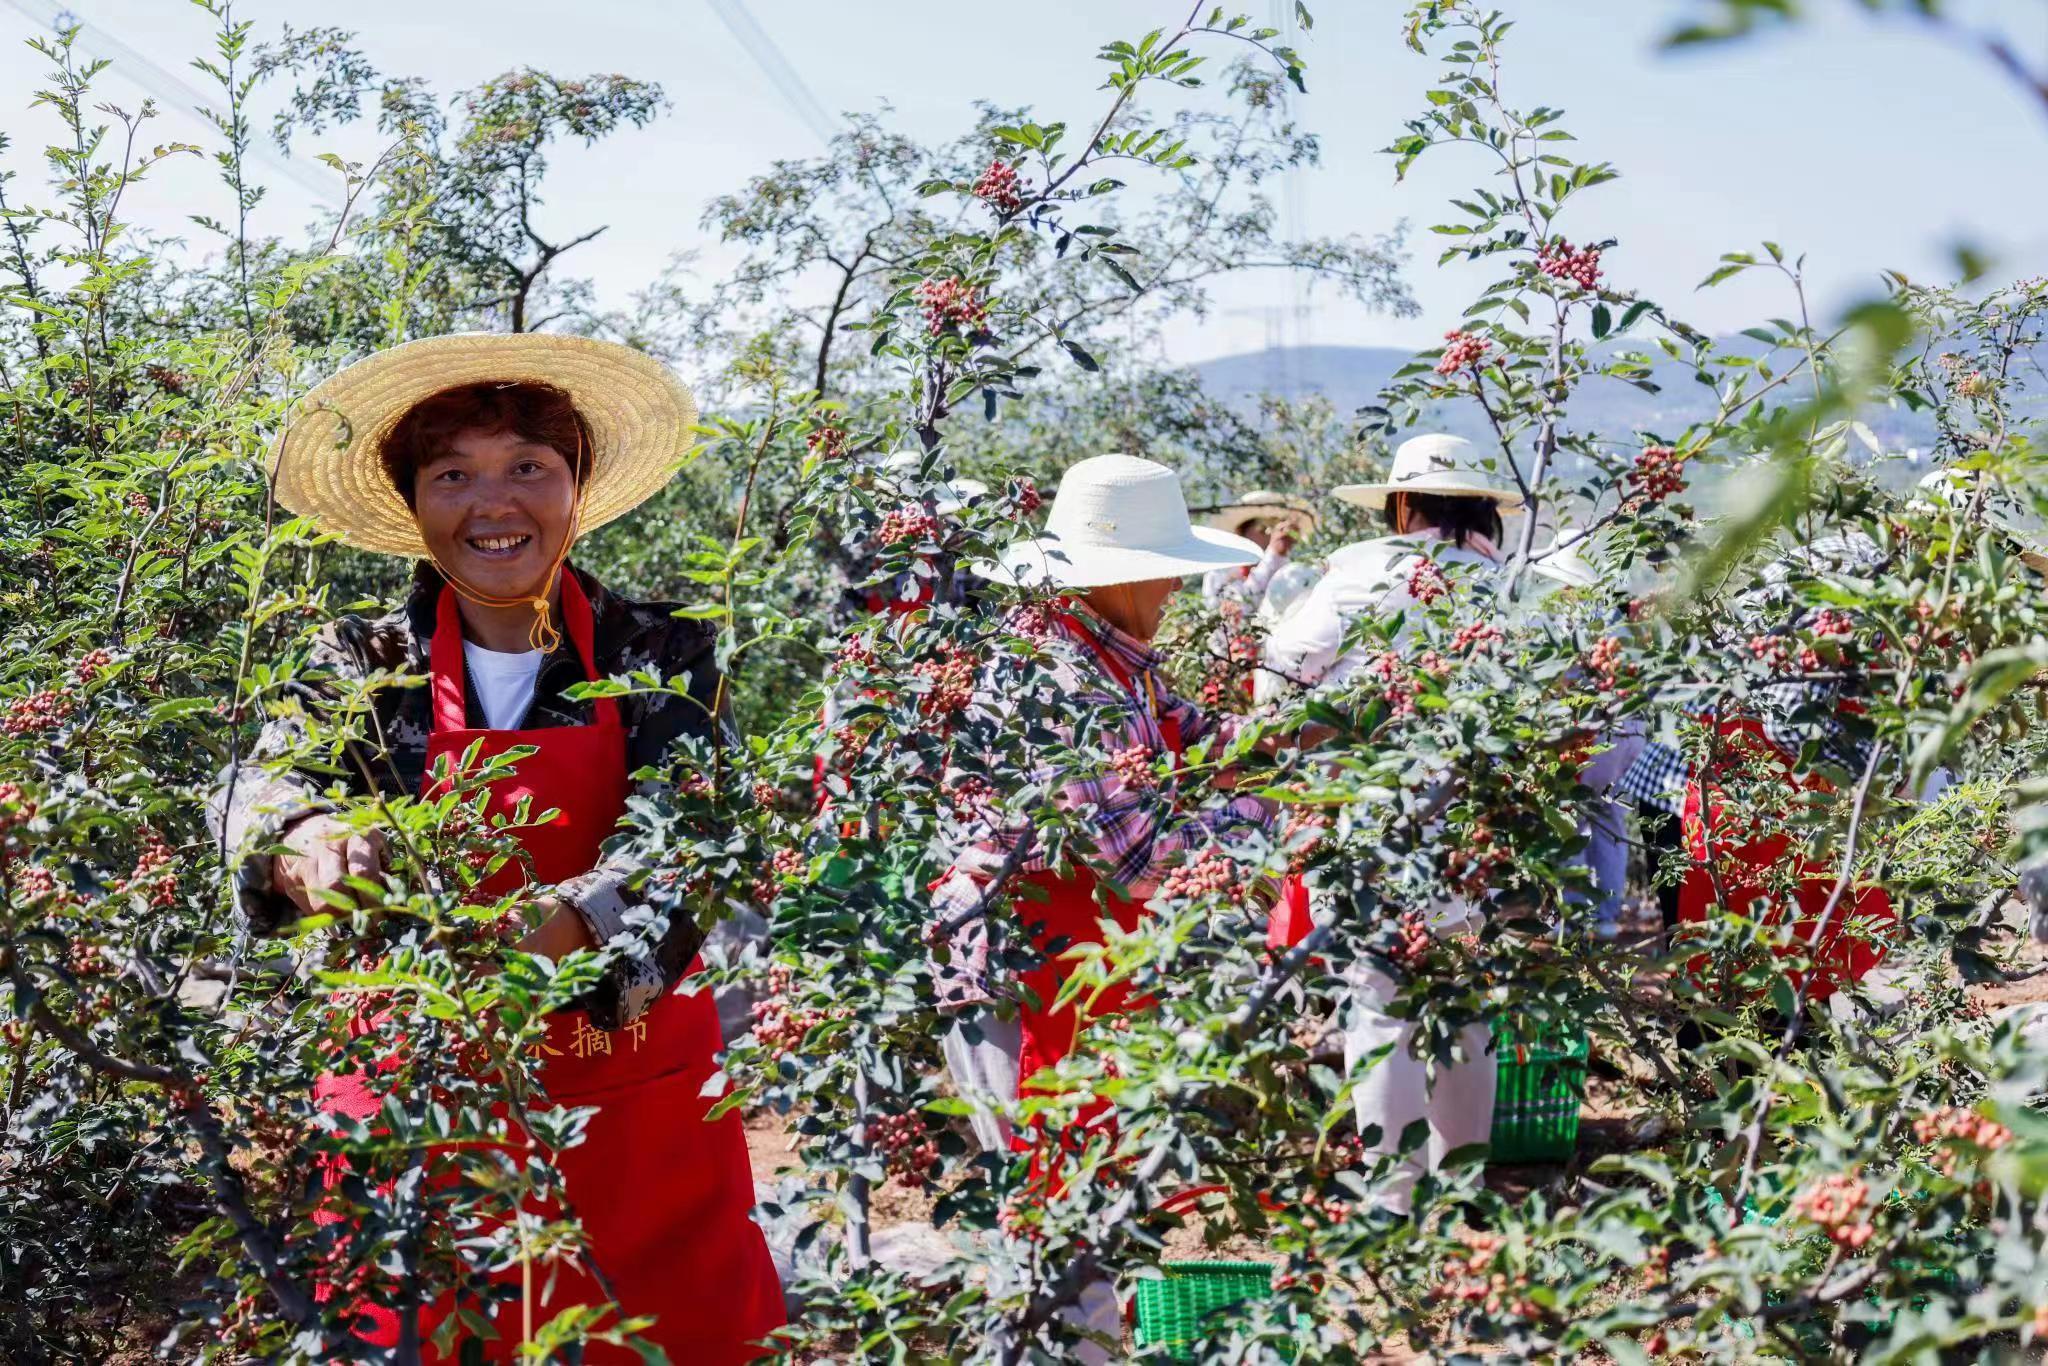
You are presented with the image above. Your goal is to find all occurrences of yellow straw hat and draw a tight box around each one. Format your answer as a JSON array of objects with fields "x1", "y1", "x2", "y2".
[
  {"x1": 1205, "y1": 490, "x2": 1320, "y2": 540},
  {"x1": 273, "y1": 332, "x2": 698, "y2": 558}
]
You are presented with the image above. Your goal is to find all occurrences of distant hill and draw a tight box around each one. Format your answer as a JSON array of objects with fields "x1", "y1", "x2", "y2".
[{"x1": 1190, "y1": 343, "x2": 1943, "y2": 466}]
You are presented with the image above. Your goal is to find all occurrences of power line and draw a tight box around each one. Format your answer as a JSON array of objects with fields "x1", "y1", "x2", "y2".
[
  {"x1": 702, "y1": 0, "x2": 842, "y2": 149},
  {"x1": 2, "y1": 0, "x2": 346, "y2": 207}
]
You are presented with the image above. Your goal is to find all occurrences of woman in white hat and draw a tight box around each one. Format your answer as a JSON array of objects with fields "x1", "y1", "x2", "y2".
[
  {"x1": 207, "y1": 334, "x2": 783, "y2": 1361},
  {"x1": 1201, "y1": 491, "x2": 1318, "y2": 615},
  {"x1": 1256, "y1": 432, "x2": 1521, "y2": 1214},
  {"x1": 931, "y1": 453, "x2": 1272, "y2": 1353}
]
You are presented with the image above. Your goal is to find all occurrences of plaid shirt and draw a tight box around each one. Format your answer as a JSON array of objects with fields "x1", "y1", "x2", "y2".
[
  {"x1": 206, "y1": 561, "x2": 724, "y2": 1030},
  {"x1": 930, "y1": 605, "x2": 1272, "y2": 1006}
]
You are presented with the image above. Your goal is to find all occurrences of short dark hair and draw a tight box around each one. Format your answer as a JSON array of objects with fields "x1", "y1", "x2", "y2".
[
  {"x1": 1383, "y1": 491, "x2": 1503, "y2": 549},
  {"x1": 379, "y1": 381, "x2": 594, "y2": 508}
]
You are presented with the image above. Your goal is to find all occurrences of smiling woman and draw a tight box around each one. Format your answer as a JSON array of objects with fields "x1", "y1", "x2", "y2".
[{"x1": 208, "y1": 333, "x2": 785, "y2": 1361}]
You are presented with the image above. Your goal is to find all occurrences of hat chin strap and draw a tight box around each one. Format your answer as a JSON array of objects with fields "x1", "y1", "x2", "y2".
[{"x1": 425, "y1": 428, "x2": 586, "y2": 655}]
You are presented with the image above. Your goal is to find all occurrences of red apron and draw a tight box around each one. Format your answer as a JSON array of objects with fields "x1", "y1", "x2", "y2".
[
  {"x1": 317, "y1": 575, "x2": 783, "y2": 1362},
  {"x1": 1676, "y1": 715, "x2": 1892, "y2": 1002},
  {"x1": 1012, "y1": 620, "x2": 1183, "y2": 1144}
]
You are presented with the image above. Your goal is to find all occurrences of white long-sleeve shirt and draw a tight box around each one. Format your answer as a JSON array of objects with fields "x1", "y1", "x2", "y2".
[
  {"x1": 1256, "y1": 535, "x2": 1498, "y2": 704},
  {"x1": 1201, "y1": 541, "x2": 1291, "y2": 612}
]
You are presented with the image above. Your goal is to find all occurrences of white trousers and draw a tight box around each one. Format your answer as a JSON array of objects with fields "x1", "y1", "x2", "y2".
[
  {"x1": 1343, "y1": 959, "x2": 1497, "y2": 1215},
  {"x1": 940, "y1": 1014, "x2": 1023, "y2": 1153}
]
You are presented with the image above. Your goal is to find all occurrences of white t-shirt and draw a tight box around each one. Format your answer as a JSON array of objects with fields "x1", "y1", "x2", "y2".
[{"x1": 463, "y1": 641, "x2": 544, "y2": 730}]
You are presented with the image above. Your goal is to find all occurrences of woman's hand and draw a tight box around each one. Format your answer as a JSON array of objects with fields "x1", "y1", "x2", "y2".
[
  {"x1": 517, "y1": 899, "x2": 595, "y2": 962},
  {"x1": 274, "y1": 814, "x2": 387, "y2": 916}
]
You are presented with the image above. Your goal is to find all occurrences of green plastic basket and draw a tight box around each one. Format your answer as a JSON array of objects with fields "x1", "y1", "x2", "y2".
[
  {"x1": 1489, "y1": 1025, "x2": 1590, "y2": 1163},
  {"x1": 1132, "y1": 1260, "x2": 1274, "y2": 1358}
]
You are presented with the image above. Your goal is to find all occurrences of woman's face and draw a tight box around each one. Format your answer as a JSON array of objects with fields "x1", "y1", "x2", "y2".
[
  {"x1": 1084, "y1": 577, "x2": 1179, "y2": 643},
  {"x1": 412, "y1": 426, "x2": 578, "y2": 600}
]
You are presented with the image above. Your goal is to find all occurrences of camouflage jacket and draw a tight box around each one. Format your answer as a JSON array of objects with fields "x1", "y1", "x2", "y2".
[{"x1": 207, "y1": 561, "x2": 722, "y2": 1030}]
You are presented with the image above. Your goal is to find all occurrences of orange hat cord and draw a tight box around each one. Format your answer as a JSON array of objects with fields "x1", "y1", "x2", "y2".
[{"x1": 425, "y1": 425, "x2": 587, "y2": 656}]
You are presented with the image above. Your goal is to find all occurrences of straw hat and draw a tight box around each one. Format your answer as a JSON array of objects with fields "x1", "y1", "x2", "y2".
[
  {"x1": 273, "y1": 332, "x2": 698, "y2": 558},
  {"x1": 1207, "y1": 490, "x2": 1319, "y2": 540},
  {"x1": 1332, "y1": 433, "x2": 1525, "y2": 512},
  {"x1": 973, "y1": 453, "x2": 1261, "y2": 589}
]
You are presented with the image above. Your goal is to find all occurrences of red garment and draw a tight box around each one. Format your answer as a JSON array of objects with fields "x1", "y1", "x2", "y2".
[
  {"x1": 1676, "y1": 715, "x2": 1892, "y2": 1003},
  {"x1": 1012, "y1": 617, "x2": 1184, "y2": 1145},
  {"x1": 316, "y1": 575, "x2": 782, "y2": 1362},
  {"x1": 1266, "y1": 874, "x2": 1313, "y2": 951}
]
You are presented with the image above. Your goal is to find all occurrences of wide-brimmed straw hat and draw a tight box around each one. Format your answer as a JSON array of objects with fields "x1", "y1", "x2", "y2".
[
  {"x1": 973, "y1": 453, "x2": 1261, "y2": 589},
  {"x1": 1332, "y1": 433, "x2": 1525, "y2": 512},
  {"x1": 273, "y1": 332, "x2": 698, "y2": 558},
  {"x1": 1206, "y1": 490, "x2": 1320, "y2": 540}
]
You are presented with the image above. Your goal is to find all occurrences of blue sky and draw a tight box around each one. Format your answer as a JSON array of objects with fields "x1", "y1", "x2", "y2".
[{"x1": 2, "y1": 1, "x2": 2044, "y2": 364}]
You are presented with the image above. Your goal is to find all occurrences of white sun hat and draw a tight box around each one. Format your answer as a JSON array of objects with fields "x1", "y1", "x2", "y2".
[
  {"x1": 273, "y1": 332, "x2": 698, "y2": 559},
  {"x1": 973, "y1": 453, "x2": 1261, "y2": 589},
  {"x1": 874, "y1": 449, "x2": 986, "y2": 515},
  {"x1": 1332, "y1": 433, "x2": 1526, "y2": 512},
  {"x1": 1207, "y1": 490, "x2": 1320, "y2": 539},
  {"x1": 1529, "y1": 528, "x2": 1602, "y2": 590},
  {"x1": 1908, "y1": 466, "x2": 2048, "y2": 573}
]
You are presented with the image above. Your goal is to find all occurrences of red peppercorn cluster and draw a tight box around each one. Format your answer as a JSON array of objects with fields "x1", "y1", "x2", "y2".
[
  {"x1": 678, "y1": 774, "x2": 713, "y2": 800},
  {"x1": 913, "y1": 646, "x2": 977, "y2": 718},
  {"x1": 752, "y1": 781, "x2": 783, "y2": 809},
  {"x1": 1913, "y1": 1106, "x2": 2013, "y2": 1175},
  {"x1": 806, "y1": 424, "x2": 847, "y2": 460},
  {"x1": 998, "y1": 1195, "x2": 1046, "y2": 1245},
  {"x1": 73, "y1": 648, "x2": 114, "y2": 685},
  {"x1": 1389, "y1": 909, "x2": 1432, "y2": 968},
  {"x1": 1365, "y1": 651, "x2": 1418, "y2": 718},
  {"x1": 751, "y1": 963, "x2": 830, "y2": 1058},
  {"x1": 1009, "y1": 605, "x2": 1055, "y2": 642},
  {"x1": 4, "y1": 687, "x2": 76, "y2": 737},
  {"x1": 832, "y1": 632, "x2": 879, "y2": 674},
  {"x1": 1627, "y1": 445, "x2": 1686, "y2": 507},
  {"x1": 972, "y1": 158, "x2": 1025, "y2": 214},
  {"x1": 1808, "y1": 608, "x2": 1855, "y2": 639},
  {"x1": 1011, "y1": 476, "x2": 1043, "y2": 514},
  {"x1": 948, "y1": 774, "x2": 996, "y2": 815},
  {"x1": 1537, "y1": 239, "x2": 1603, "y2": 291},
  {"x1": 145, "y1": 364, "x2": 190, "y2": 394},
  {"x1": 1444, "y1": 819, "x2": 1508, "y2": 898},
  {"x1": 869, "y1": 1111, "x2": 940, "y2": 1186},
  {"x1": 1747, "y1": 634, "x2": 1790, "y2": 669},
  {"x1": 1792, "y1": 1172, "x2": 1874, "y2": 1250},
  {"x1": 914, "y1": 277, "x2": 988, "y2": 336},
  {"x1": 1415, "y1": 650, "x2": 1450, "y2": 678},
  {"x1": 1451, "y1": 621, "x2": 1503, "y2": 654},
  {"x1": 14, "y1": 865, "x2": 61, "y2": 903},
  {"x1": 1158, "y1": 845, "x2": 1242, "y2": 902},
  {"x1": 125, "y1": 490, "x2": 150, "y2": 517},
  {"x1": 1435, "y1": 329, "x2": 1493, "y2": 377},
  {"x1": 1441, "y1": 1229, "x2": 1540, "y2": 1320},
  {"x1": 1954, "y1": 370, "x2": 1991, "y2": 400},
  {"x1": 878, "y1": 503, "x2": 941, "y2": 547},
  {"x1": 0, "y1": 782, "x2": 34, "y2": 834},
  {"x1": 1108, "y1": 744, "x2": 1158, "y2": 792},
  {"x1": 1407, "y1": 558, "x2": 1449, "y2": 606},
  {"x1": 128, "y1": 827, "x2": 178, "y2": 908},
  {"x1": 1586, "y1": 636, "x2": 1623, "y2": 689}
]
